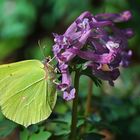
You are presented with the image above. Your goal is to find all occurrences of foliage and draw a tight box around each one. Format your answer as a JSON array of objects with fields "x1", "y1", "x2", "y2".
[{"x1": 0, "y1": 113, "x2": 17, "y2": 138}]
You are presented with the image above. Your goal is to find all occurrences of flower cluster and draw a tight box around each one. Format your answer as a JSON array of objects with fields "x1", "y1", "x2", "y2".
[{"x1": 52, "y1": 11, "x2": 134, "y2": 101}]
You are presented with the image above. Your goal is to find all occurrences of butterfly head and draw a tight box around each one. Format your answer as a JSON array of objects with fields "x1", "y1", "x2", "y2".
[{"x1": 42, "y1": 56, "x2": 56, "y2": 81}]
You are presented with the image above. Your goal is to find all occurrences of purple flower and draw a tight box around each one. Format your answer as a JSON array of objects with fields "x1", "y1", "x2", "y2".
[
  {"x1": 63, "y1": 88, "x2": 76, "y2": 101},
  {"x1": 95, "y1": 10, "x2": 132, "y2": 23},
  {"x1": 120, "y1": 50, "x2": 132, "y2": 67},
  {"x1": 53, "y1": 11, "x2": 134, "y2": 100}
]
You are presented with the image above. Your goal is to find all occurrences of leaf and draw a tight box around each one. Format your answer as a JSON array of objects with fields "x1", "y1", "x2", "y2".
[
  {"x1": 29, "y1": 128, "x2": 51, "y2": 140},
  {"x1": 0, "y1": 60, "x2": 57, "y2": 127},
  {"x1": 0, "y1": 119, "x2": 17, "y2": 138},
  {"x1": 52, "y1": 114, "x2": 71, "y2": 126},
  {"x1": 51, "y1": 116, "x2": 71, "y2": 136},
  {"x1": 20, "y1": 129, "x2": 29, "y2": 140},
  {"x1": 0, "y1": 111, "x2": 4, "y2": 121},
  {"x1": 82, "y1": 132, "x2": 104, "y2": 140},
  {"x1": 28, "y1": 125, "x2": 39, "y2": 133},
  {"x1": 20, "y1": 127, "x2": 51, "y2": 140},
  {"x1": 81, "y1": 68, "x2": 102, "y2": 87},
  {"x1": 52, "y1": 119, "x2": 69, "y2": 124},
  {"x1": 54, "y1": 129, "x2": 70, "y2": 136},
  {"x1": 77, "y1": 119, "x2": 85, "y2": 128}
]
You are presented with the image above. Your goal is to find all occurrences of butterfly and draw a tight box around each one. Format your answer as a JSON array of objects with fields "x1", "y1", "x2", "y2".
[{"x1": 0, "y1": 59, "x2": 57, "y2": 127}]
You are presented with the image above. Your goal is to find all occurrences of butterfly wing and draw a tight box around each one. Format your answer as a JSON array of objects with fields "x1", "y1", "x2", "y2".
[{"x1": 0, "y1": 60, "x2": 57, "y2": 127}]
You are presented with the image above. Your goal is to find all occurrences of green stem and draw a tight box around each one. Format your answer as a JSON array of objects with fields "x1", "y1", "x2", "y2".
[{"x1": 69, "y1": 70, "x2": 80, "y2": 140}]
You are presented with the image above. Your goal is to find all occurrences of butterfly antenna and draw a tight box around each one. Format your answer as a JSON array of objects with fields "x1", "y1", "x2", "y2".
[
  {"x1": 38, "y1": 40, "x2": 46, "y2": 58},
  {"x1": 46, "y1": 56, "x2": 60, "y2": 74},
  {"x1": 47, "y1": 55, "x2": 56, "y2": 64}
]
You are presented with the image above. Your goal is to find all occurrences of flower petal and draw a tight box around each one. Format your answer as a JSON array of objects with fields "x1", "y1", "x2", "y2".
[{"x1": 63, "y1": 88, "x2": 76, "y2": 101}]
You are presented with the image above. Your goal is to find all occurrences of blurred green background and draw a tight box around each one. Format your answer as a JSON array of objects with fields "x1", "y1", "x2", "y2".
[{"x1": 0, "y1": 0, "x2": 140, "y2": 140}]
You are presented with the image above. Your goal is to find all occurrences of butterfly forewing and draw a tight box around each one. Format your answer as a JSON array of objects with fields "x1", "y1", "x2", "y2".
[{"x1": 0, "y1": 60, "x2": 57, "y2": 127}]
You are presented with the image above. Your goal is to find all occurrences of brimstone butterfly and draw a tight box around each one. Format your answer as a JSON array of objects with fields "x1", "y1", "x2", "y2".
[{"x1": 0, "y1": 59, "x2": 57, "y2": 127}]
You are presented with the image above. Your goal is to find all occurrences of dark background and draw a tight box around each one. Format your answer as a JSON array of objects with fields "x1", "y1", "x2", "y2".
[{"x1": 0, "y1": 0, "x2": 140, "y2": 140}]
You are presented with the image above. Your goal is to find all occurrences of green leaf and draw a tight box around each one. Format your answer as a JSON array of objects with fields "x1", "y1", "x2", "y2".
[
  {"x1": 52, "y1": 119, "x2": 69, "y2": 124},
  {"x1": 77, "y1": 119, "x2": 85, "y2": 128},
  {"x1": 54, "y1": 129, "x2": 70, "y2": 136},
  {"x1": 29, "y1": 128, "x2": 51, "y2": 140},
  {"x1": 82, "y1": 132, "x2": 104, "y2": 140},
  {"x1": 20, "y1": 129, "x2": 29, "y2": 140},
  {"x1": 20, "y1": 127, "x2": 51, "y2": 140},
  {"x1": 81, "y1": 68, "x2": 102, "y2": 87},
  {"x1": 0, "y1": 111, "x2": 4, "y2": 121},
  {"x1": 51, "y1": 115, "x2": 71, "y2": 136},
  {"x1": 52, "y1": 114, "x2": 71, "y2": 126},
  {"x1": 0, "y1": 119, "x2": 17, "y2": 138},
  {"x1": 28, "y1": 125, "x2": 39, "y2": 133}
]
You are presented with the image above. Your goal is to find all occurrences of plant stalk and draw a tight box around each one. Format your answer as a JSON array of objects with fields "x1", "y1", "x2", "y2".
[{"x1": 69, "y1": 71, "x2": 80, "y2": 140}]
